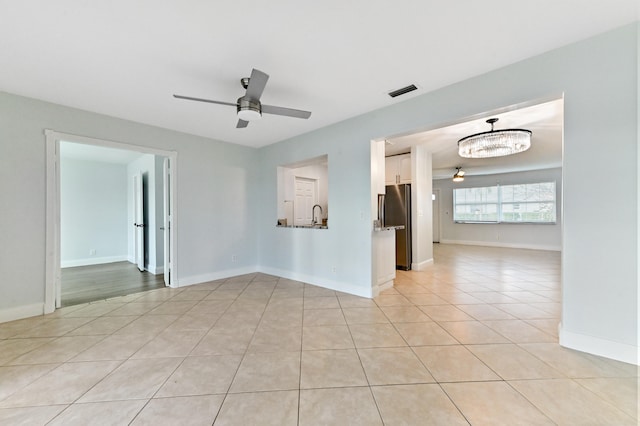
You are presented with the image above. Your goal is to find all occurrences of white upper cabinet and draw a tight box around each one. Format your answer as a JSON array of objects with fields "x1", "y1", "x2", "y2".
[{"x1": 385, "y1": 154, "x2": 412, "y2": 185}]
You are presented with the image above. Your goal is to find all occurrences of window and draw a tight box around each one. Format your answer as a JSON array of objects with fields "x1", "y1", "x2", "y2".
[
  {"x1": 453, "y1": 186, "x2": 499, "y2": 222},
  {"x1": 453, "y1": 182, "x2": 556, "y2": 224}
]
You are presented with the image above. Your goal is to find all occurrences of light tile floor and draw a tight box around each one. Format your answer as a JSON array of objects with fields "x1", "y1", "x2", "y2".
[{"x1": 0, "y1": 244, "x2": 637, "y2": 425}]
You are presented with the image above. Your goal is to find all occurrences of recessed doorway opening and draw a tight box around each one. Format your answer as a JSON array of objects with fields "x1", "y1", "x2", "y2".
[{"x1": 45, "y1": 131, "x2": 178, "y2": 312}]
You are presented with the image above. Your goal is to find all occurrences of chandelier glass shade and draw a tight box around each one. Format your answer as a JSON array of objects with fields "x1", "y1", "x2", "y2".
[{"x1": 458, "y1": 118, "x2": 531, "y2": 158}]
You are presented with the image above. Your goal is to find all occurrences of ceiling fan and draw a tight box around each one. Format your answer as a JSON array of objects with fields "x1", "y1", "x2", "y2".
[{"x1": 173, "y1": 68, "x2": 312, "y2": 128}]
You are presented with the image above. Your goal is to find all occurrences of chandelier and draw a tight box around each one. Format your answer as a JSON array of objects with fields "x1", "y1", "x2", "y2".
[{"x1": 458, "y1": 118, "x2": 532, "y2": 158}]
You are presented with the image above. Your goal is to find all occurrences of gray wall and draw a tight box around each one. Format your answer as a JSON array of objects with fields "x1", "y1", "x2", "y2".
[
  {"x1": 0, "y1": 23, "x2": 636, "y2": 362},
  {"x1": 433, "y1": 168, "x2": 562, "y2": 251},
  {"x1": 60, "y1": 157, "x2": 128, "y2": 266},
  {"x1": 0, "y1": 91, "x2": 259, "y2": 318},
  {"x1": 256, "y1": 118, "x2": 377, "y2": 296},
  {"x1": 257, "y1": 23, "x2": 638, "y2": 362}
]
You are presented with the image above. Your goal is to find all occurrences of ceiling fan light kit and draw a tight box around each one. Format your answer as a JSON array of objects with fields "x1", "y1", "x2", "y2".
[
  {"x1": 173, "y1": 68, "x2": 311, "y2": 128},
  {"x1": 453, "y1": 167, "x2": 465, "y2": 182},
  {"x1": 237, "y1": 98, "x2": 262, "y2": 121},
  {"x1": 458, "y1": 118, "x2": 532, "y2": 158}
]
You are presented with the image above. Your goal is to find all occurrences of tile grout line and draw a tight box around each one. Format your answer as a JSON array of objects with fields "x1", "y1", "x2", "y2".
[{"x1": 210, "y1": 273, "x2": 279, "y2": 425}]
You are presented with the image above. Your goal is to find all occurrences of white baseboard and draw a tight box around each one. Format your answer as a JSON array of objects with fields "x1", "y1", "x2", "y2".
[
  {"x1": 61, "y1": 255, "x2": 128, "y2": 268},
  {"x1": 440, "y1": 239, "x2": 561, "y2": 252},
  {"x1": 258, "y1": 265, "x2": 373, "y2": 298},
  {"x1": 3, "y1": 265, "x2": 374, "y2": 324},
  {"x1": 0, "y1": 303, "x2": 44, "y2": 324},
  {"x1": 177, "y1": 266, "x2": 257, "y2": 288},
  {"x1": 146, "y1": 263, "x2": 164, "y2": 275},
  {"x1": 178, "y1": 265, "x2": 373, "y2": 298},
  {"x1": 559, "y1": 325, "x2": 639, "y2": 365},
  {"x1": 412, "y1": 258, "x2": 433, "y2": 271},
  {"x1": 373, "y1": 279, "x2": 394, "y2": 297}
]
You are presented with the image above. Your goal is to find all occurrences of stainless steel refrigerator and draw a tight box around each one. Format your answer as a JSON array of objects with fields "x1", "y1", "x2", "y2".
[{"x1": 384, "y1": 184, "x2": 412, "y2": 270}]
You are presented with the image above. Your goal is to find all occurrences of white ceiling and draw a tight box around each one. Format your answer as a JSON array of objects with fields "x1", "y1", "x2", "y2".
[
  {"x1": 387, "y1": 98, "x2": 564, "y2": 179},
  {"x1": 1, "y1": 1, "x2": 637, "y2": 149}
]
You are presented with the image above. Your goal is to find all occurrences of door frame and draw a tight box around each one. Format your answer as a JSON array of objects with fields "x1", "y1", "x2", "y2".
[
  {"x1": 432, "y1": 188, "x2": 441, "y2": 243},
  {"x1": 44, "y1": 130, "x2": 178, "y2": 313},
  {"x1": 133, "y1": 171, "x2": 145, "y2": 272},
  {"x1": 163, "y1": 158, "x2": 172, "y2": 286}
]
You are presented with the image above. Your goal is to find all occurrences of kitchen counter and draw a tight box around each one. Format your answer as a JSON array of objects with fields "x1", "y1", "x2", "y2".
[
  {"x1": 373, "y1": 227, "x2": 396, "y2": 296},
  {"x1": 373, "y1": 225, "x2": 405, "y2": 232},
  {"x1": 277, "y1": 224, "x2": 328, "y2": 230}
]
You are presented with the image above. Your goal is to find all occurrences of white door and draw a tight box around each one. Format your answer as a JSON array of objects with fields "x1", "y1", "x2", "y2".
[
  {"x1": 133, "y1": 172, "x2": 145, "y2": 272},
  {"x1": 293, "y1": 177, "x2": 316, "y2": 226},
  {"x1": 432, "y1": 189, "x2": 440, "y2": 243},
  {"x1": 163, "y1": 158, "x2": 171, "y2": 286}
]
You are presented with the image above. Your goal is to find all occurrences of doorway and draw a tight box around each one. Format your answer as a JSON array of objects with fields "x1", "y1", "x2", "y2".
[
  {"x1": 45, "y1": 131, "x2": 178, "y2": 312},
  {"x1": 293, "y1": 176, "x2": 317, "y2": 226},
  {"x1": 60, "y1": 262, "x2": 166, "y2": 306},
  {"x1": 432, "y1": 189, "x2": 440, "y2": 243}
]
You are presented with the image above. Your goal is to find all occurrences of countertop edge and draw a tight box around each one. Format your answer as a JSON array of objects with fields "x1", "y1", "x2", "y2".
[{"x1": 373, "y1": 225, "x2": 405, "y2": 232}]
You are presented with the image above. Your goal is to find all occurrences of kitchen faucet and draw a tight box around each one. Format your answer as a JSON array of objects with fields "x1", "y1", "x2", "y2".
[{"x1": 312, "y1": 204, "x2": 323, "y2": 225}]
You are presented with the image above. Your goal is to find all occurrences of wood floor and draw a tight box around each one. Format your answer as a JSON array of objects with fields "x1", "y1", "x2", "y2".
[{"x1": 61, "y1": 261, "x2": 166, "y2": 307}]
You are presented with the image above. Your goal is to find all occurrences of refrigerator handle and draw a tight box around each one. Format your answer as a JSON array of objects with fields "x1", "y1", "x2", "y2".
[{"x1": 378, "y1": 194, "x2": 385, "y2": 227}]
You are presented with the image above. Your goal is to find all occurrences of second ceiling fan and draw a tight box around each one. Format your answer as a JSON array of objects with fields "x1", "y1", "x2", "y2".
[{"x1": 174, "y1": 68, "x2": 312, "y2": 128}]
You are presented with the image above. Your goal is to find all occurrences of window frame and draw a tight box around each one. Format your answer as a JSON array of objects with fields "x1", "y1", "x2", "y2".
[{"x1": 453, "y1": 181, "x2": 557, "y2": 225}]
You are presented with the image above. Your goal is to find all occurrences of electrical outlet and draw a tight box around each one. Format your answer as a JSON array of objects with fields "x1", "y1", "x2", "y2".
[
  {"x1": 231, "y1": 255, "x2": 238, "y2": 262},
  {"x1": 331, "y1": 266, "x2": 337, "y2": 273},
  {"x1": 89, "y1": 249, "x2": 96, "y2": 256}
]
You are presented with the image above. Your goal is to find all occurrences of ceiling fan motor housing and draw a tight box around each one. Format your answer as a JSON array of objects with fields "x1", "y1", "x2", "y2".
[{"x1": 237, "y1": 97, "x2": 262, "y2": 121}]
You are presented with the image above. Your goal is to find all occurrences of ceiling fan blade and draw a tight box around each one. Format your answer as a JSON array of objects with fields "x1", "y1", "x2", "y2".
[
  {"x1": 244, "y1": 69, "x2": 269, "y2": 101},
  {"x1": 173, "y1": 94, "x2": 237, "y2": 107},
  {"x1": 236, "y1": 119, "x2": 249, "y2": 128},
  {"x1": 262, "y1": 104, "x2": 312, "y2": 119}
]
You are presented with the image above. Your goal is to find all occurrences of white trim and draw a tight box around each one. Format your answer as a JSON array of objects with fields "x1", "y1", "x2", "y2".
[
  {"x1": 432, "y1": 188, "x2": 441, "y2": 243},
  {"x1": 177, "y1": 266, "x2": 258, "y2": 288},
  {"x1": 45, "y1": 130, "x2": 177, "y2": 158},
  {"x1": 440, "y1": 239, "x2": 561, "y2": 252},
  {"x1": 61, "y1": 256, "x2": 128, "y2": 268},
  {"x1": 258, "y1": 266, "x2": 373, "y2": 298},
  {"x1": 0, "y1": 304, "x2": 44, "y2": 324},
  {"x1": 166, "y1": 265, "x2": 374, "y2": 298},
  {"x1": 411, "y1": 258, "x2": 433, "y2": 271},
  {"x1": 372, "y1": 279, "x2": 394, "y2": 297},
  {"x1": 45, "y1": 136, "x2": 59, "y2": 314},
  {"x1": 559, "y1": 325, "x2": 639, "y2": 366},
  {"x1": 45, "y1": 130, "x2": 179, "y2": 309},
  {"x1": 148, "y1": 264, "x2": 164, "y2": 275}
]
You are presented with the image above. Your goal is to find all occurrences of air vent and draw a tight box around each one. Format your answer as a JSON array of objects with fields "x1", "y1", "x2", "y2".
[{"x1": 388, "y1": 84, "x2": 418, "y2": 98}]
